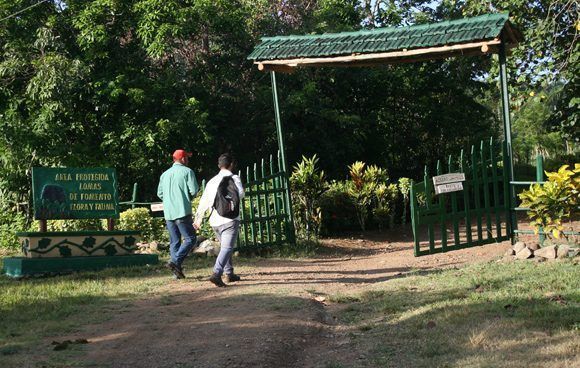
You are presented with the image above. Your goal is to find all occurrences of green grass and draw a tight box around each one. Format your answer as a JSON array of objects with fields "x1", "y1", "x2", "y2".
[
  {"x1": 1, "y1": 252, "x2": 578, "y2": 368},
  {"x1": 0, "y1": 256, "x2": 220, "y2": 367},
  {"x1": 329, "y1": 260, "x2": 580, "y2": 368}
]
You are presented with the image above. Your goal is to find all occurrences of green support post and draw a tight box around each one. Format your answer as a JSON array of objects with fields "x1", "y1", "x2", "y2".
[
  {"x1": 270, "y1": 71, "x2": 296, "y2": 243},
  {"x1": 499, "y1": 41, "x2": 516, "y2": 241},
  {"x1": 536, "y1": 155, "x2": 545, "y2": 245}
]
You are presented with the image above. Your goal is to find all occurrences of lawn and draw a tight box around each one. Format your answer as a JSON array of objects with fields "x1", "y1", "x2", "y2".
[
  {"x1": 328, "y1": 259, "x2": 580, "y2": 368},
  {"x1": 0, "y1": 253, "x2": 578, "y2": 368}
]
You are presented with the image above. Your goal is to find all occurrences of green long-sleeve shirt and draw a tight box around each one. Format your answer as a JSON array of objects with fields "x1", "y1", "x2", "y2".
[{"x1": 157, "y1": 163, "x2": 199, "y2": 220}]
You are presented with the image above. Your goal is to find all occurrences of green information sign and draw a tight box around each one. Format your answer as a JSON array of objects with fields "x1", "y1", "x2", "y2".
[{"x1": 32, "y1": 167, "x2": 120, "y2": 220}]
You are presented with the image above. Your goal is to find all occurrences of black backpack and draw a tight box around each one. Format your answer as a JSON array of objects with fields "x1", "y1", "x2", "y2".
[{"x1": 213, "y1": 176, "x2": 240, "y2": 218}]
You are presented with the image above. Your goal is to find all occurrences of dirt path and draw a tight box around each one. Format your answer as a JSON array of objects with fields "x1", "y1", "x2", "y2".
[{"x1": 56, "y1": 229, "x2": 510, "y2": 368}]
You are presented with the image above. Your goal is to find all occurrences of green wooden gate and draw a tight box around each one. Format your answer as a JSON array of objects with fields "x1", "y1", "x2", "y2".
[
  {"x1": 410, "y1": 138, "x2": 511, "y2": 256},
  {"x1": 236, "y1": 151, "x2": 295, "y2": 249}
]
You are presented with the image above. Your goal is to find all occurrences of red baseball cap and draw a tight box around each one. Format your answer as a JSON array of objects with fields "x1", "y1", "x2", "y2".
[{"x1": 172, "y1": 149, "x2": 192, "y2": 160}]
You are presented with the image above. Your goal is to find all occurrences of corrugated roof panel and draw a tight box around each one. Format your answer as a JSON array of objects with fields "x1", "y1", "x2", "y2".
[{"x1": 249, "y1": 13, "x2": 515, "y2": 61}]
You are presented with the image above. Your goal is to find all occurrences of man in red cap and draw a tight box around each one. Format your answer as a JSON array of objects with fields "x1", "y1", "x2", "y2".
[{"x1": 157, "y1": 149, "x2": 199, "y2": 279}]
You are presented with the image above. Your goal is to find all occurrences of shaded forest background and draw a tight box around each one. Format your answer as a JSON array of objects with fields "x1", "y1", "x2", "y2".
[{"x1": 0, "y1": 0, "x2": 577, "y2": 209}]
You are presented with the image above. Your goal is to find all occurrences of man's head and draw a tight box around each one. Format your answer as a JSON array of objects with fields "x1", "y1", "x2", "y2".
[
  {"x1": 173, "y1": 149, "x2": 192, "y2": 165},
  {"x1": 218, "y1": 153, "x2": 235, "y2": 171}
]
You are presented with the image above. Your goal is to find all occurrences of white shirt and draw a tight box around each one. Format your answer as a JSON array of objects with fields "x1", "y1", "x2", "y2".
[{"x1": 194, "y1": 169, "x2": 245, "y2": 227}]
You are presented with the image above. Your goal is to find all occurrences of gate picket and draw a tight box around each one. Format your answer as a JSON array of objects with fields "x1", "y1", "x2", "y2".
[{"x1": 411, "y1": 138, "x2": 510, "y2": 256}]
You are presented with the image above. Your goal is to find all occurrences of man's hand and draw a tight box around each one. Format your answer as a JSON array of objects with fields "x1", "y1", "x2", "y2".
[{"x1": 193, "y1": 222, "x2": 201, "y2": 231}]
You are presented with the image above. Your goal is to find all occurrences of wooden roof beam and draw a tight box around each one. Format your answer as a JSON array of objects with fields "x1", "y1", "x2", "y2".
[{"x1": 255, "y1": 39, "x2": 501, "y2": 72}]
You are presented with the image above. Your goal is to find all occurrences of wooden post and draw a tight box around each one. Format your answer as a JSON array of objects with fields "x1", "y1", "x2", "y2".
[
  {"x1": 107, "y1": 219, "x2": 115, "y2": 231},
  {"x1": 39, "y1": 220, "x2": 47, "y2": 232}
]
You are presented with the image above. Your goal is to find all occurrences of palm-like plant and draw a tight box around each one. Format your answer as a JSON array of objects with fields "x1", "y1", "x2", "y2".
[{"x1": 290, "y1": 155, "x2": 327, "y2": 239}]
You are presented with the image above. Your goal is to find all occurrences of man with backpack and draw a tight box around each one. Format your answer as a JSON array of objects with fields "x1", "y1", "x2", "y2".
[
  {"x1": 158, "y1": 149, "x2": 199, "y2": 279},
  {"x1": 194, "y1": 153, "x2": 244, "y2": 287}
]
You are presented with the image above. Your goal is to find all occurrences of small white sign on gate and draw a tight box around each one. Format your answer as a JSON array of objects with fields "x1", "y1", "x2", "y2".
[
  {"x1": 150, "y1": 203, "x2": 164, "y2": 212},
  {"x1": 435, "y1": 182, "x2": 464, "y2": 195},
  {"x1": 432, "y1": 173, "x2": 466, "y2": 186}
]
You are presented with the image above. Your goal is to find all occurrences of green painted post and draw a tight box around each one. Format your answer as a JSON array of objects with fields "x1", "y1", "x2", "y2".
[
  {"x1": 131, "y1": 183, "x2": 138, "y2": 209},
  {"x1": 270, "y1": 154, "x2": 282, "y2": 246},
  {"x1": 254, "y1": 163, "x2": 264, "y2": 244},
  {"x1": 489, "y1": 138, "x2": 502, "y2": 239},
  {"x1": 247, "y1": 166, "x2": 256, "y2": 246},
  {"x1": 410, "y1": 181, "x2": 420, "y2": 256},
  {"x1": 261, "y1": 158, "x2": 273, "y2": 245},
  {"x1": 437, "y1": 160, "x2": 447, "y2": 252},
  {"x1": 499, "y1": 41, "x2": 516, "y2": 240},
  {"x1": 239, "y1": 170, "x2": 250, "y2": 248},
  {"x1": 472, "y1": 145, "x2": 483, "y2": 244},
  {"x1": 460, "y1": 150, "x2": 473, "y2": 246},
  {"x1": 502, "y1": 144, "x2": 511, "y2": 239},
  {"x1": 424, "y1": 166, "x2": 435, "y2": 253},
  {"x1": 270, "y1": 72, "x2": 296, "y2": 243},
  {"x1": 480, "y1": 140, "x2": 492, "y2": 240},
  {"x1": 449, "y1": 155, "x2": 460, "y2": 247},
  {"x1": 536, "y1": 154, "x2": 545, "y2": 245}
]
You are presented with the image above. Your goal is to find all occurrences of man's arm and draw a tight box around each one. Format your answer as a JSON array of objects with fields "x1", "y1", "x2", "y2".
[
  {"x1": 157, "y1": 175, "x2": 164, "y2": 200},
  {"x1": 233, "y1": 175, "x2": 245, "y2": 199},
  {"x1": 187, "y1": 170, "x2": 199, "y2": 199},
  {"x1": 194, "y1": 180, "x2": 213, "y2": 227}
]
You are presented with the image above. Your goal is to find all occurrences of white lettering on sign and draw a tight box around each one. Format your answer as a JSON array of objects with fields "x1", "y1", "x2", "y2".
[
  {"x1": 433, "y1": 173, "x2": 466, "y2": 186},
  {"x1": 435, "y1": 182, "x2": 464, "y2": 195},
  {"x1": 150, "y1": 203, "x2": 164, "y2": 212}
]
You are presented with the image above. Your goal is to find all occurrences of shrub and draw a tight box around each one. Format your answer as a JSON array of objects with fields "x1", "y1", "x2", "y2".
[
  {"x1": 114, "y1": 207, "x2": 167, "y2": 243},
  {"x1": 319, "y1": 180, "x2": 358, "y2": 235},
  {"x1": 290, "y1": 155, "x2": 327, "y2": 239},
  {"x1": 519, "y1": 164, "x2": 579, "y2": 240},
  {"x1": 373, "y1": 183, "x2": 399, "y2": 231},
  {"x1": 41, "y1": 218, "x2": 104, "y2": 232},
  {"x1": 0, "y1": 210, "x2": 30, "y2": 250},
  {"x1": 347, "y1": 162, "x2": 390, "y2": 232}
]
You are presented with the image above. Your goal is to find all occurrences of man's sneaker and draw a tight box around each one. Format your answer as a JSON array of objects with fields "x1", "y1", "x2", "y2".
[
  {"x1": 166, "y1": 262, "x2": 185, "y2": 279},
  {"x1": 225, "y1": 274, "x2": 241, "y2": 283},
  {"x1": 209, "y1": 273, "x2": 227, "y2": 287}
]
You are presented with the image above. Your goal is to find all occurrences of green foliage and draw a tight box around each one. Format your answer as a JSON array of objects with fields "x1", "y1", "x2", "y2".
[
  {"x1": 41, "y1": 219, "x2": 104, "y2": 232},
  {"x1": 114, "y1": 208, "x2": 167, "y2": 243},
  {"x1": 319, "y1": 180, "x2": 358, "y2": 235},
  {"x1": 372, "y1": 183, "x2": 399, "y2": 231},
  {"x1": 347, "y1": 162, "x2": 392, "y2": 231},
  {"x1": 519, "y1": 164, "x2": 580, "y2": 240},
  {"x1": 290, "y1": 155, "x2": 327, "y2": 239},
  {"x1": 0, "y1": 210, "x2": 29, "y2": 250},
  {"x1": 0, "y1": 0, "x2": 576, "y2": 237}
]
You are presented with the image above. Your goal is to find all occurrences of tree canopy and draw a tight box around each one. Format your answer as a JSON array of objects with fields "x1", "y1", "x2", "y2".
[{"x1": 0, "y1": 0, "x2": 577, "y2": 212}]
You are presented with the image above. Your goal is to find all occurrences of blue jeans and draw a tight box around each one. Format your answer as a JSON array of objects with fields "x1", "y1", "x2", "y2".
[
  {"x1": 166, "y1": 215, "x2": 197, "y2": 267},
  {"x1": 212, "y1": 220, "x2": 239, "y2": 276}
]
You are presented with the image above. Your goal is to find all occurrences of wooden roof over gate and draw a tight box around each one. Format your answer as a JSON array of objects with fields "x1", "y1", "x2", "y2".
[{"x1": 248, "y1": 13, "x2": 523, "y2": 72}]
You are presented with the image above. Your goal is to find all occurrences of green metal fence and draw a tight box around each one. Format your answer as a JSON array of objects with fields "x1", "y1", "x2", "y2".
[{"x1": 410, "y1": 138, "x2": 511, "y2": 256}]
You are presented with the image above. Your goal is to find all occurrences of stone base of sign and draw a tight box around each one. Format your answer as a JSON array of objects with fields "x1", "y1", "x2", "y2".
[
  {"x1": 17, "y1": 231, "x2": 141, "y2": 258},
  {"x1": 2, "y1": 254, "x2": 159, "y2": 277}
]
